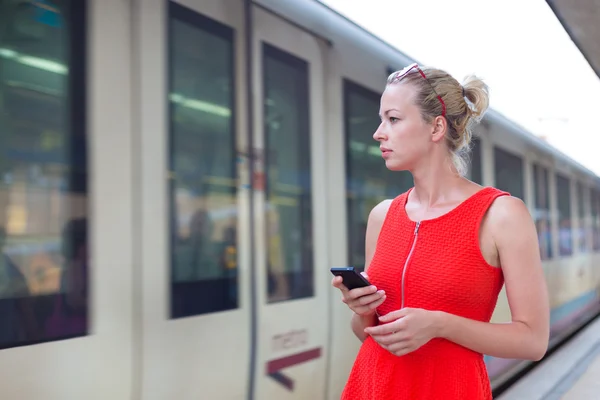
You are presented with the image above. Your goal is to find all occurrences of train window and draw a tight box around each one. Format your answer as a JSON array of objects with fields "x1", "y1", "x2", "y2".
[
  {"x1": 593, "y1": 189, "x2": 600, "y2": 251},
  {"x1": 493, "y1": 148, "x2": 524, "y2": 200},
  {"x1": 533, "y1": 164, "x2": 552, "y2": 260},
  {"x1": 0, "y1": 0, "x2": 87, "y2": 349},
  {"x1": 469, "y1": 138, "x2": 482, "y2": 185},
  {"x1": 556, "y1": 174, "x2": 573, "y2": 256},
  {"x1": 344, "y1": 80, "x2": 413, "y2": 270},
  {"x1": 263, "y1": 44, "x2": 313, "y2": 303},
  {"x1": 576, "y1": 182, "x2": 587, "y2": 252},
  {"x1": 168, "y1": 4, "x2": 238, "y2": 317}
]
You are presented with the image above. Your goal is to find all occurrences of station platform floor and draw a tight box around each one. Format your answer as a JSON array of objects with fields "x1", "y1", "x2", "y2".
[{"x1": 497, "y1": 315, "x2": 600, "y2": 400}]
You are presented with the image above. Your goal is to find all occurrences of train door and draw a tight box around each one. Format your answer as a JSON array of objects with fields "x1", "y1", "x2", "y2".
[
  {"x1": 0, "y1": 0, "x2": 134, "y2": 399},
  {"x1": 135, "y1": 0, "x2": 252, "y2": 399},
  {"x1": 250, "y1": 6, "x2": 331, "y2": 400}
]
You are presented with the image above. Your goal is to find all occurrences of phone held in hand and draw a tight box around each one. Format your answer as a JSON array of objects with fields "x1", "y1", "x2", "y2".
[{"x1": 330, "y1": 267, "x2": 371, "y2": 290}]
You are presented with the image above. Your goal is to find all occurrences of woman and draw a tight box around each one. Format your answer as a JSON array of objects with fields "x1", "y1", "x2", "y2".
[{"x1": 332, "y1": 64, "x2": 549, "y2": 399}]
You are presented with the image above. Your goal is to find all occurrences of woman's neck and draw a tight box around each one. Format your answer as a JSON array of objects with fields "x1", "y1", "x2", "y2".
[{"x1": 410, "y1": 156, "x2": 466, "y2": 208}]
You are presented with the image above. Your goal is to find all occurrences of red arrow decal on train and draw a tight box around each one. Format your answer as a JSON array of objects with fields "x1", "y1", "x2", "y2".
[{"x1": 266, "y1": 347, "x2": 322, "y2": 391}]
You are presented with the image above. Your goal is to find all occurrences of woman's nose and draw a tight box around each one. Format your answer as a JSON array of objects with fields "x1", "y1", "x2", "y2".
[{"x1": 373, "y1": 124, "x2": 385, "y2": 141}]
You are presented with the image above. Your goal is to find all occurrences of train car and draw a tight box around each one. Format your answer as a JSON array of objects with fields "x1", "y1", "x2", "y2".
[{"x1": 0, "y1": 0, "x2": 599, "y2": 399}]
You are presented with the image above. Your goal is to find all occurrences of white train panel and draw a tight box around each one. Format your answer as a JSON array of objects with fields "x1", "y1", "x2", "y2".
[
  {"x1": 0, "y1": 0, "x2": 135, "y2": 398},
  {"x1": 251, "y1": 5, "x2": 331, "y2": 400},
  {"x1": 135, "y1": 1, "x2": 251, "y2": 399}
]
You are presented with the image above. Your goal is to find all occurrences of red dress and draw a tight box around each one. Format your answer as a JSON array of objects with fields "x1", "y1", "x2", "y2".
[{"x1": 342, "y1": 187, "x2": 508, "y2": 400}]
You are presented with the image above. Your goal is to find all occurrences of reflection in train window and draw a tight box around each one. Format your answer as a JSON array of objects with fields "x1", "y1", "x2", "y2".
[
  {"x1": 556, "y1": 174, "x2": 572, "y2": 257},
  {"x1": 263, "y1": 44, "x2": 313, "y2": 303},
  {"x1": 494, "y1": 148, "x2": 524, "y2": 200},
  {"x1": 469, "y1": 138, "x2": 482, "y2": 185},
  {"x1": 533, "y1": 165, "x2": 553, "y2": 259},
  {"x1": 592, "y1": 189, "x2": 600, "y2": 251},
  {"x1": 344, "y1": 80, "x2": 413, "y2": 270},
  {"x1": 533, "y1": 164, "x2": 552, "y2": 260},
  {"x1": 169, "y1": 3, "x2": 238, "y2": 318},
  {"x1": 0, "y1": 0, "x2": 87, "y2": 349},
  {"x1": 576, "y1": 182, "x2": 587, "y2": 252}
]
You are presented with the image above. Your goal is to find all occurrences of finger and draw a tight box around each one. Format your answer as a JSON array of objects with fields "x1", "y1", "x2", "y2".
[
  {"x1": 331, "y1": 276, "x2": 349, "y2": 292},
  {"x1": 378, "y1": 308, "x2": 410, "y2": 323},
  {"x1": 351, "y1": 290, "x2": 385, "y2": 307},
  {"x1": 361, "y1": 272, "x2": 369, "y2": 280},
  {"x1": 370, "y1": 332, "x2": 399, "y2": 346},
  {"x1": 346, "y1": 285, "x2": 378, "y2": 300},
  {"x1": 352, "y1": 294, "x2": 386, "y2": 314},
  {"x1": 389, "y1": 343, "x2": 413, "y2": 357},
  {"x1": 381, "y1": 330, "x2": 414, "y2": 346},
  {"x1": 364, "y1": 324, "x2": 392, "y2": 336},
  {"x1": 372, "y1": 335, "x2": 408, "y2": 352},
  {"x1": 364, "y1": 319, "x2": 402, "y2": 336},
  {"x1": 369, "y1": 293, "x2": 387, "y2": 309}
]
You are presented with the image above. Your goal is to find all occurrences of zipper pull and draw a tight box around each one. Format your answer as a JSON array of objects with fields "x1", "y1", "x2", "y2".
[{"x1": 414, "y1": 221, "x2": 421, "y2": 235}]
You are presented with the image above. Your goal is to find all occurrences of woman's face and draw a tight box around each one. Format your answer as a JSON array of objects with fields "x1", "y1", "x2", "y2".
[{"x1": 373, "y1": 83, "x2": 434, "y2": 172}]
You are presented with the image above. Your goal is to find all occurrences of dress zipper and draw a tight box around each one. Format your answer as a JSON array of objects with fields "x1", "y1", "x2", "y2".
[{"x1": 400, "y1": 221, "x2": 421, "y2": 309}]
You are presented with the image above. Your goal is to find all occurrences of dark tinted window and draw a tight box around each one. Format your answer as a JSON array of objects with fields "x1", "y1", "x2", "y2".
[
  {"x1": 263, "y1": 44, "x2": 313, "y2": 302},
  {"x1": 592, "y1": 189, "x2": 600, "y2": 251},
  {"x1": 576, "y1": 182, "x2": 587, "y2": 252},
  {"x1": 494, "y1": 148, "x2": 524, "y2": 200},
  {"x1": 344, "y1": 80, "x2": 413, "y2": 270},
  {"x1": 470, "y1": 138, "x2": 482, "y2": 185},
  {"x1": 556, "y1": 174, "x2": 572, "y2": 256},
  {"x1": 533, "y1": 164, "x2": 552, "y2": 259},
  {"x1": 169, "y1": 3, "x2": 238, "y2": 317},
  {"x1": 0, "y1": 0, "x2": 88, "y2": 349}
]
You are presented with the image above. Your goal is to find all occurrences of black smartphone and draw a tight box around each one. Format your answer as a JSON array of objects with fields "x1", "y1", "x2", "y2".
[{"x1": 330, "y1": 267, "x2": 371, "y2": 290}]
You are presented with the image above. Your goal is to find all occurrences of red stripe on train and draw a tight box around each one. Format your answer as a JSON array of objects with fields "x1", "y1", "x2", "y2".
[{"x1": 266, "y1": 347, "x2": 322, "y2": 374}]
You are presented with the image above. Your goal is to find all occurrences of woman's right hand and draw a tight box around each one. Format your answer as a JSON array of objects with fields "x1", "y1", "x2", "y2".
[{"x1": 332, "y1": 273, "x2": 386, "y2": 316}]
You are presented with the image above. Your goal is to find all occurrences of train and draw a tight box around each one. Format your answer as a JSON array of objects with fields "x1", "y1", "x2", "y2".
[{"x1": 0, "y1": 0, "x2": 599, "y2": 399}]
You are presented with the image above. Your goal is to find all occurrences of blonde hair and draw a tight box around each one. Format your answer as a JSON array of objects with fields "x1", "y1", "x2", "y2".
[{"x1": 386, "y1": 66, "x2": 490, "y2": 176}]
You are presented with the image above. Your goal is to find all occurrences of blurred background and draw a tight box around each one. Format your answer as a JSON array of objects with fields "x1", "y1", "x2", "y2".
[{"x1": 0, "y1": 0, "x2": 599, "y2": 399}]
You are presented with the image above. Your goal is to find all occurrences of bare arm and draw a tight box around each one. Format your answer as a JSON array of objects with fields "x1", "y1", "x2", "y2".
[
  {"x1": 436, "y1": 196, "x2": 550, "y2": 360},
  {"x1": 350, "y1": 200, "x2": 391, "y2": 342}
]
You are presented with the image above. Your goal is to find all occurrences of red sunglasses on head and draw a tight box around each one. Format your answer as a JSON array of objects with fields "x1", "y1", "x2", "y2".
[{"x1": 390, "y1": 63, "x2": 446, "y2": 117}]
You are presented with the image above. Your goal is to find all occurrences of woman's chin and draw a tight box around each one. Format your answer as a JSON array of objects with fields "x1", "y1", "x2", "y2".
[{"x1": 383, "y1": 159, "x2": 406, "y2": 172}]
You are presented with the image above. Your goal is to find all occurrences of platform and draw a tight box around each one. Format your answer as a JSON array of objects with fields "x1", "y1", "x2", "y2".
[{"x1": 497, "y1": 315, "x2": 600, "y2": 400}]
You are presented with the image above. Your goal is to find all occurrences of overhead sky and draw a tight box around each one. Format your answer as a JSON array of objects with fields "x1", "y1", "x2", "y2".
[{"x1": 319, "y1": 0, "x2": 600, "y2": 175}]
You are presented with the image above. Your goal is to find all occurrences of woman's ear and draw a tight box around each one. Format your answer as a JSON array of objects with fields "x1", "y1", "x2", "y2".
[{"x1": 431, "y1": 116, "x2": 447, "y2": 143}]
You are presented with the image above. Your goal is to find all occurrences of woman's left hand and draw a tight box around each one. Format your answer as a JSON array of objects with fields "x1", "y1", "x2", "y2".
[{"x1": 364, "y1": 308, "x2": 442, "y2": 356}]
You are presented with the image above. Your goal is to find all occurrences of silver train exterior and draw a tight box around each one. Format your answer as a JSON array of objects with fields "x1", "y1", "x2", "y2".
[{"x1": 0, "y1": 0, "x2": 599, "y2": 399}]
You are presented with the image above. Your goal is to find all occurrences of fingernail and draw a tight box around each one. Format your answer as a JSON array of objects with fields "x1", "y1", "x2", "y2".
[{"x1": 378, "y1": 290, "x2": 385, "y2": 295}]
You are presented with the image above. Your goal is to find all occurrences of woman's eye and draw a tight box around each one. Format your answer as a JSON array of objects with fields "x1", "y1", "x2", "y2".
[{"x1": 390, "y1": 117, "x2": 398, "y2": 123}]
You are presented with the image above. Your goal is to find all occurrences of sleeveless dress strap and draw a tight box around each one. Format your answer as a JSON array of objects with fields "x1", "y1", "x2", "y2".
[
  {"x1": 463, "y1": 187, "x2": 511, "y2": 254},
  {"x1": 469, "y1": 187, "x2": 511, "y2": 223}
]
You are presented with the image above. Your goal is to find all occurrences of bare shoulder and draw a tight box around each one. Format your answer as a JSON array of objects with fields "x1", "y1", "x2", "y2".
[
  {"x1": 484, "y1": 195, "x2": 540, "y2": 269},
  {"x1": 364, "y1": 199, "x2": 393, "y2": 272},
  {"x1": 485, "y1": 195, "x2": 534, "y2": 241},
  {"x1": 367, "y1": 199, "x2": 393, "y2": 229}
]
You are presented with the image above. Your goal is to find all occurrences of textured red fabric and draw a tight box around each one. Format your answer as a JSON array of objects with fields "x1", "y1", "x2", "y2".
[{"x1": 341, "y1": 187, "x2": 508, "y2": 400}]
